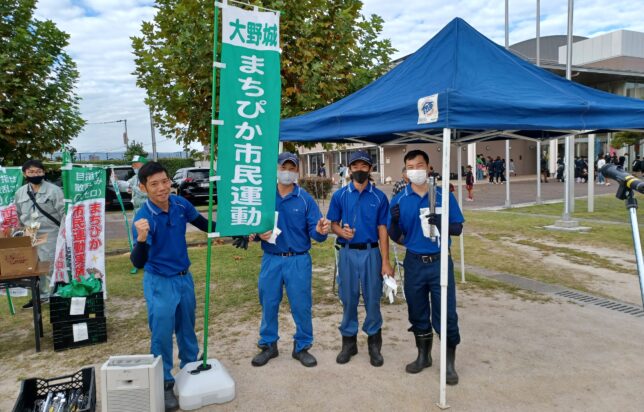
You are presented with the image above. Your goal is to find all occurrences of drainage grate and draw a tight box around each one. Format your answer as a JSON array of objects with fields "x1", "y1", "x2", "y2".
[{"x1": 554, "y1": 290, "x2": 644, "y2": 318}]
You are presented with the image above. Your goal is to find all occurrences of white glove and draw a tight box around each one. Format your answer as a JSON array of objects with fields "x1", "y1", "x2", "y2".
[{"x1": 382, "y1": 275, "x2": 397, "y2": 304}]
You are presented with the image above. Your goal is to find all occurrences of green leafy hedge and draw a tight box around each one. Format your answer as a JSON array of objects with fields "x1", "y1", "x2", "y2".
[
  {"x1": 298, "y1": 176, "x2": 333, "y2": 199},
  {"x1": 75, "y1": 158, "x2": 195, "y2": 178}
]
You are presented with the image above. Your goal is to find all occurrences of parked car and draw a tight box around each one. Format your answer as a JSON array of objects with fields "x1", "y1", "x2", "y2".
[
  {"x1": 51, "y1": 165, "x2": 133, "y2": 210},
  {"x1": 172, "y1": 168, "x2": 215, "y2": 204},
  {"x1": 106, "y1": 166, "x2": 134, "y2": 210}
]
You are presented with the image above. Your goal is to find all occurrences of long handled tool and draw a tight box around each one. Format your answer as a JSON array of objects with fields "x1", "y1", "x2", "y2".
[{"x1": 109, "y1": 167, "x2": 137, "y2": 274}]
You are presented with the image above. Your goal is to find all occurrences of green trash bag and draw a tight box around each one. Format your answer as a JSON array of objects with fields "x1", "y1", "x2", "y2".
[{"x1": 56, "y1": 275, "x2": 102, "y2": 297}]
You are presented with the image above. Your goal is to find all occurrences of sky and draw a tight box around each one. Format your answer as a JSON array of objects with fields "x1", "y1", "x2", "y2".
[{"x1": 33, "y1": 0, "x2": 644, "y2": 155}]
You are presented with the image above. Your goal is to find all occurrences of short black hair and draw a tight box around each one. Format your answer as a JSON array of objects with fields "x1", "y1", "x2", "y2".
[
  {"x1": 138, "y1": 161, "x2": 169, "y2": 185},
  {"x1": 22, "y1": 159, "x2": 45, "y2": 172},
  {"x1": 404, "y1": 150, "x2": 429, "y2": 165}
]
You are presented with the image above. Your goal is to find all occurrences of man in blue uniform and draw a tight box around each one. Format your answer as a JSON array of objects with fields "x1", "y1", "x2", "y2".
[
  {"x1": 130, "y1": 161, "x2": 247, "y2": 411},
  {"x1": 327, "y1": 150, "x2": 393, "y2": 367},
  {"x1": 250, "y1": 152, "x2": 330, "y2": 368},
  {"x1": 388, "y1": 149, "x2": 464, "y2": 385}
]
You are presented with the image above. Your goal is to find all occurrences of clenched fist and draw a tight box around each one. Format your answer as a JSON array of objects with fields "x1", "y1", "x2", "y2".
[
  {"x1": 134, "y1": 218, "x2": 150, "y2": 242},
  {"x1": 316, "y1": 217, "x2": 330, "y2": 235}
]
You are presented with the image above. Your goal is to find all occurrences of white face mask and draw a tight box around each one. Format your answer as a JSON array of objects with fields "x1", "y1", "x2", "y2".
[
  {"x1": 277, "y1": 170, "x2": 298, "y2": 185},
  {"x1": 407, "y1": 169, "x2": 428, "y2": 185}
]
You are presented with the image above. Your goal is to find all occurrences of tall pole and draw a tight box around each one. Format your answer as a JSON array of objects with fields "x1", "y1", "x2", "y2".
[
  {"x1": 563, "y1": 0, "x2": 574, "y2": 221},
  {"x1": 588, "y1": 134, "x2": 595, "y2": 212},
  {"x1": 457, "y1": 144, "x2": 466, "y2": 283},
  {"x1": 536, "y1": 140, "x2": 542, "y2": 203},
  {"x1": 536, "y1": 0, "x2": 541, "y2": 66},
  {"x1": 505, "y1": 0, "x2": 509, "y2": 49},
  {"x1": 150, "y1": 108, "x2": 158, "y2": 161}
]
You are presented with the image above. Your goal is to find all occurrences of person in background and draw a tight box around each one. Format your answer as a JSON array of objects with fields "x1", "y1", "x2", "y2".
[
  {"x1": 475, "y1": 154, "x2": 485, "y2": 181},
  {"x1": 540, "y1": 156, "x2": 549, "y2": 183},
  {"x1": 128, "y1": 155, "x2": 149, "y2": 215},
  {"x1": 15, "y1": 160, "x2": 65, "y2": 308},
  {"x1": 249, "y1": 152, "x2": 330, "y2": 368},
  {"x1": 392, "y1": 167, "x2": 409, "y2": 197},
  {"x1": 317, "y1": 162, "x2": 327, "y2": 178},
  {"x1": 465, "y1": 165, "x2": 474, "y2": 201},
  {"x1": 388, "y1": 149, "x2": 464, "y2": 385},
  {"x1": 597, "y1": 154, "x2": 608, "y2": 186}
]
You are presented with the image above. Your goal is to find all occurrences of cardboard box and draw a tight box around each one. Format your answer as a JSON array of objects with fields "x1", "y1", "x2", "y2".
[{"x1": 0, "y1": 236, "x2": 39, "y2": 278}]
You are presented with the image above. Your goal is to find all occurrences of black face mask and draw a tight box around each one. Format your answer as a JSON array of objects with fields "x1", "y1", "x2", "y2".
[
  {"x1": 26, "y1": 176, "x2": 44, "y2": 185},
  {"x1": 352, "y1": 170, "x2": 369, "y2": 184}
]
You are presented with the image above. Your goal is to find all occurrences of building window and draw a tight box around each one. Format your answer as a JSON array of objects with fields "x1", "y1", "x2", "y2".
[
  {"x1": 625, "y1": 82, "x2": 644, "y2": 99},
  {"x1": 308, "y1": 153, "x2": 323, "y2": 176}
]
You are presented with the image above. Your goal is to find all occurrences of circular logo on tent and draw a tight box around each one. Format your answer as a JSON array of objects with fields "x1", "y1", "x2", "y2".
[{"x1": 417, "y1": 94, "x2": 439, "y2": 124}]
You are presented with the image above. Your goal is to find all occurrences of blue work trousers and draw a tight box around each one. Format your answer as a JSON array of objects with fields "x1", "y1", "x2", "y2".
[
  {"x1": 258, "y1": 253, "x2": 313, "y2": 353},
  {"x1": 403, "y1": 253, "x2": 461, "y2": 347},
  {"x1": 143, "y1": 271, "x2": 199, "y2": 382},
  {"x1": 337, "y1": 245, "x2": 383, "y2": 337}
]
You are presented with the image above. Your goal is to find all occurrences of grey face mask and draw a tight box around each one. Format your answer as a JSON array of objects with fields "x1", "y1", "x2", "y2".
[{"x1": 277, "y1": 170, "x2": 298, "y2": 185}]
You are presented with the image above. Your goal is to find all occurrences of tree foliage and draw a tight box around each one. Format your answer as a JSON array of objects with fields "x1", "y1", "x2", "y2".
[
  {"x1": 0, "y1": 0, "x2": 84, "y2": 165},
  {"x1": 612, "y1": 131, "x2": 644, "y2": 149},
  {"x1": 132, "y1": 0, "x2": 395, "y2": 151},
  {"x1": 123, "y1": 140, "x2": 149, "y2": 160}
]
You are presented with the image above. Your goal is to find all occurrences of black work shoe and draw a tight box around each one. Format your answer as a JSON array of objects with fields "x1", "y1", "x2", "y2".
[
  {"x1": 164, "y1": 381, "x2": 179, "y2": 412},
  {"x1": 446, "y1": 346, "x2": 459, "y2": 385},
  {"x1": 336, "y1": 335, "x2": 358, "y2": 364},
  {"x1": 22, "y1": 298, "x2": 48, "y2": 309},
  {"x1": 292, "y1": 343, "x2": 317, "y2": 367},
  {"x1": 367, "y1": 329, "x2": 384, "y2": 367},
  {"x1": 251, "y1": 342, "x2": 278, "y2": 367},
  {"x1": 406, "y1": 332, "x2": 433, "y2": 374}
]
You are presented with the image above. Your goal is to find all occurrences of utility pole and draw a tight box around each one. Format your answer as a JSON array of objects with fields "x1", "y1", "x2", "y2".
[{"x1": 150, "y1": 108, "x2": 158, "y2": 161}]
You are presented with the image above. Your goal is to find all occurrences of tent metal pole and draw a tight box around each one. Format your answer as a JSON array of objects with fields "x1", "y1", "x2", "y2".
[
  {"x1": 536, "y1": 0, "x2": 541, "y2": 66},
  {"x1": 457, "y1": 144, "x2": 465, "y2": 283},
  {"x1": 437, "y1": 128, "x2": 451, "y2": 410},
  {"x1": 588, "y1": 134, "x2": 595, "y2": 212},
  {"x1": 569, "y1": 135, "x2": 576, "y2": 214},
  {"x1": 505, "y1": 0, "x2": 509, "y2": 49},
  {"x1": 563, "y1": 136, "x2": 571, "y2": 220},
  {"x1": 379, "y1": 145, "x2": 385, "y2": 185},
  {"x1": 505, "y1": 140, "x2": 511, "y2": 207},
  {"x1": 536, "y1": 140, "x2": 542, "y2": 203}
]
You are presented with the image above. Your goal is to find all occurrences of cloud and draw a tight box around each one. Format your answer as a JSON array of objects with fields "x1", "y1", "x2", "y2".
[{"x1": 34, "y1": 0, "x2": 644, "y2": 154}]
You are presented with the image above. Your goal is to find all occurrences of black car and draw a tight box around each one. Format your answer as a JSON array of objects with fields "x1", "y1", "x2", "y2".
[
  {"x1": 172, "y1": 168, "x2": 216, "y2": 204},
  {"x1": 51, "y1": 165, "x2": 133, "y2": 210},
  {"x1": 106, "y1": 166, "x2": 134, "y2": 210}
]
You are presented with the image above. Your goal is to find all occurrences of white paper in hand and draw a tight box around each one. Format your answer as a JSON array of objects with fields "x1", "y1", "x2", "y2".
[
  {"x1": 382, "y1": 275, "x2": 398, "y2": 304},
  {"x1": 267, "y1": 211, "x2": 281, "y2": 244}
]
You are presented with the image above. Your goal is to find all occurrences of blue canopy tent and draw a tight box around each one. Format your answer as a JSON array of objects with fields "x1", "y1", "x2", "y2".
[{"x1": 280, "y1": 18, "x2": 644, "y2": 407}]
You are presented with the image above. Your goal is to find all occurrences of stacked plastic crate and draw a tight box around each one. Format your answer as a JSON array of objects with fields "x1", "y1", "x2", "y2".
[{"x1": 49, "y1": 288, "x2": 107, "y2": 351}]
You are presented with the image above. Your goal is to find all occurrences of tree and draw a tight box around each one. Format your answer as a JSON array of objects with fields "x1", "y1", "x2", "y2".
[
  {"x1": 0, "y1": 0, "x2": 85, "y2": 165},
  {"x1": 123, "y1": 140, "x2": 149, "y2": 161},
  {"x1": 132, "y1": 0, "x2": 395, "y2": 151},
  {"x1": 612, "y1": 131, "x2": 644, "y2": 149}
]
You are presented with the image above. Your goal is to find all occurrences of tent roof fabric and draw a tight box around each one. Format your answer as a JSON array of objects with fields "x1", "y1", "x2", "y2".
[{"x1": 280, "y1": 18, "x2": 644, "y2": 144}]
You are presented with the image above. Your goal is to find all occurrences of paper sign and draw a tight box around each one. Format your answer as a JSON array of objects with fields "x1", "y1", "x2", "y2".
[
  {"x1": 73, "y1": 322, "x2": 89, "y2": 342},
  {"x1": 70, "y1": 297, "x2": 86, "y2": 316}
]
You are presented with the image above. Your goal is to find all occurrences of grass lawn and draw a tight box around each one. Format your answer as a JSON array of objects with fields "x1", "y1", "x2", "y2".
[{"x1": 0, "y1": 195, "x2": 639, "y2": 382}]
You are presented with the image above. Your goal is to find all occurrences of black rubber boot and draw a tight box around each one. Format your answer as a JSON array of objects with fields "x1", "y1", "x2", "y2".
[
  {"x1": 164, "y1": 381, "x2": 179, "y2": 412},
  {"x1": 251, "y1": 342, "x2": 278, "y2": 367},
  {"x1": 292, "y1": 343, "x2": 317, "y2": 367},
  {"x1": 367, "y1": 329, "x2": 384, "y2": 367},
  {"x1": 336, "y1": 335, "x2": 358, "y2": 364},
  {"x1": 446, "y1": 346, "x2": 459, "y2": 385},
  {"x1": 405, "y1": 332, "x2": 433, "y2": 374}
]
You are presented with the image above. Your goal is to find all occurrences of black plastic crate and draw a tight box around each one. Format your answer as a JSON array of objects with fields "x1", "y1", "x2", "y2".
[
  {"x1": 49, "y1": 291, "x2": 105, "y2": 324},
  {"x1": 52, "y1": 317, "x2": 107, "y2": 352},
  {"x1": 12, "y1": 367, "x2": 96, "y2": 412}
]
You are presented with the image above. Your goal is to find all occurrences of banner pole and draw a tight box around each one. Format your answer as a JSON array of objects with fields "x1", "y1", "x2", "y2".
[
  {"x1": 202, "y1": 0, "x2": 221, "y2": 368},
  {"x1": 108, "y1": 166, "x2": 137, "y2": 274}
]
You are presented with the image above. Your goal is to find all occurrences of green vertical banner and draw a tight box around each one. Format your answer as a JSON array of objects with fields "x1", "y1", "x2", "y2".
[
  {"x1": 53, "y1": 167, "x2": 106, "y2": 288},
  {"x1": 0, "y1": 167, "x2": 23, "y2": 233},
  {"x1": 216, "y1": 4, "x2": 281, "y2": 236}
]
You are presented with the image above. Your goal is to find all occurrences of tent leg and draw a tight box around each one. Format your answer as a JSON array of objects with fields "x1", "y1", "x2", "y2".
[
  {"x1": 588, "y1": 134, "x2": 595, "y2": 212},
  {"x1": 536, "y1": 140, "x2": 542, "y2": 204},
  {"x1": 504, "y1": 139, "x2": 511, "y2": 208},
  {"x1": 437, "y1": 128, "x2": 451, "y2": 410},
  {"x1": 456, "y1": 144, "x2": 465, "y2": 283}
]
